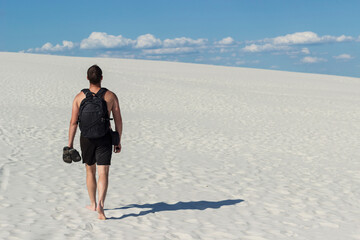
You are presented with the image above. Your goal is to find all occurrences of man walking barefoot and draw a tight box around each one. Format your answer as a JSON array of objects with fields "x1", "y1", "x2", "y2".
[{"x1": 67, "y1": 65, "x2": 122, "y2": 220}]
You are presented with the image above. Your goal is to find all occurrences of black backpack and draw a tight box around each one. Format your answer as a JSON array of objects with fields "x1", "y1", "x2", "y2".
[{"x1": 78, "y1": 88, "x2": 110, "y2": 139}]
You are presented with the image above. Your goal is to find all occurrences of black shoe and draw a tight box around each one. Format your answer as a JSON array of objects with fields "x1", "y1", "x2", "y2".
[
  {"x1": 63, "y1": 146, "x2": 72, "y2": 164},
  {"x1": 69, "y1": 148, "x2": 81, "y2": 162}
]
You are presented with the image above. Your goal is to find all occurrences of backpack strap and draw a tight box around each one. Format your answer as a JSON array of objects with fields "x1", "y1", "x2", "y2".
[
  {"x1": 81, "y1": 88, "x2": 108, "y2": 98},
  {"x1": 95, "y1": 88, "x2": 108, "y2": 98},
  {"x1": 81, "y1": 88, "x2": 92, "y2": 98}
]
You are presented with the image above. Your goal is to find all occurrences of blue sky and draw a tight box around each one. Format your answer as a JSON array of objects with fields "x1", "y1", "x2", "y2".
[{"x1": 1, "y1": 0, "x2": 359, "y2": 77}]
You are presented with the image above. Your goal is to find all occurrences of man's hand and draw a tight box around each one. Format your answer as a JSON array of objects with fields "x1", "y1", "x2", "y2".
[{"x1": 114, "y1": 143, "x2": 121, "y2": 153}]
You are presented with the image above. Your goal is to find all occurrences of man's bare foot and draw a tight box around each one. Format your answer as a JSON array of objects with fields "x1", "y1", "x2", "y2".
[
  {"x1": 97, "y1": 204, "x2": 106, "y2": 220},
  {"x1": 86, "y1": 203, "x2": 97, "y2": 211}
]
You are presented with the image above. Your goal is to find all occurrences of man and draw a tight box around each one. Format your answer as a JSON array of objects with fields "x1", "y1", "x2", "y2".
[{"x1": 67, "y1": 65, "x2": 122, "y2": 220}]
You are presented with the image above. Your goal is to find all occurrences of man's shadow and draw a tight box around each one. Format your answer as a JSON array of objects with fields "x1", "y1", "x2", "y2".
[{"x1": 106, "y1": 199, "x2": 244, "y2": 220}]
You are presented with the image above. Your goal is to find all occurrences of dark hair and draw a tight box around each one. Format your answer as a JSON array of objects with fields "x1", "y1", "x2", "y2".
[{"x1": 87, "y1": 65, "x2": 102, "y2": 84}]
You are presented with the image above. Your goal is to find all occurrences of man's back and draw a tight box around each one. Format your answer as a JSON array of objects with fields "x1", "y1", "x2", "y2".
[{"x1": 74, "y1": 87, "x2": 119, "y2": 118}]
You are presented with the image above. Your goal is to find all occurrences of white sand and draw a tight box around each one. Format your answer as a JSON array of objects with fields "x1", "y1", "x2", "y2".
[{"x1": 0, "y1": 52, "x2": 360, "y2": 239}]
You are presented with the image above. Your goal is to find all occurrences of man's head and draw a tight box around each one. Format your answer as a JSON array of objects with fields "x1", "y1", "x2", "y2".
[{"x1": 87, "y1": 65, "x2": 103, "y2": 84}]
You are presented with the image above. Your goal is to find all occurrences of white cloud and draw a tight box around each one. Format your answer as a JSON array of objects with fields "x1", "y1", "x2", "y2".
[
  {"x1": 243, "y1": 31, "x2": 354, "y2": 53},
  {"x1": 163, "y1": 37, "x2": 207, "y2": 48},
  {"x1": 97, "y1": 51, "x2": 136, "y2": 59},
  {"x1": 334, "y1": 35, "x2": 354, "y2": 42},
  {"x1": 80, "y1": 32, "x2": 134, "y2": 49},
  {"x1": 271, "y1": 32, "x2": 320, "y2": 45},
  {"x1": 220, "y1": 48, "x2": 228, "y2": 53},
  {"x1": 243, "y1": 43, "x2": 291, "y2": 52},
  {"x1": 80, "y1": 32, "x2": 205, "y2": 50},
  {"x1": 24, "y1": 32, "x2": 211, "y2": 57},
  {"x1": 301, "y1": 48, "x2": 310, "y2": 54},
  {"x1": 217, "y1": 37, "x2": 235, "y2": 45},
  {"x1": 195, "y1": 57, "x2": 205, "y2": 62},
  {"x1": 333, "y1": 54, "x2": 353, "y2": 60},
  {"x1": 142, "y1": 47, "x2": 196, "y2": 55},
  {"x1": 27, "y1": 40, "x2": 75, "y2": 52},
  {"x1": 135, "y1": 34, "x2": 162, "y2": 49},
  {"x1": 40, "y1": 42, "x2": 54, "y2": 51},
  {"x1": 301, "y1": 56, "x2": 327, "y2": 63},
  {"x1": 266, "y1": 31, "x2": 353, "y2": 45},
  {"x1": 235, "y1": 60, "x2": 245, "y2": 65},
  {"x1": 211, "y1": 56, "x2": 223, "y2": 61},
  {"x1": 24, "y1": 31, "x2": 356, "y2": 71},
  {"x1": 144, "y1": 55, "x2": 164, "y2": 60}
]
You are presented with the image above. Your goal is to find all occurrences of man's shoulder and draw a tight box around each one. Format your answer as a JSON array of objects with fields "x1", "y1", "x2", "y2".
[
  {"x1": 104, "y1": 89, "x2": 117, "y2": 100},
  {"x1": 75, "y1": 90, "x2": 86, "y2": 99},
  {"x1": 73, "y1": 90, "x2": 86, "y2": 105}
]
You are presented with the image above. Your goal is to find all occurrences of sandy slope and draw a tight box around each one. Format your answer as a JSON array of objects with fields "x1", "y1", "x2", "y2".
[{"x1": 0, "y1": 52, "x2": 360, "y2": 240}]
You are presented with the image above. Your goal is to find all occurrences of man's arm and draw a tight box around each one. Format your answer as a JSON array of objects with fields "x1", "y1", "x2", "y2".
[
  {"x1": 111, "y1": 93, "x2": 122, "y2": 153},
  {"x1": 68, "y1": 94, "x2": 80, "y2": 148}
]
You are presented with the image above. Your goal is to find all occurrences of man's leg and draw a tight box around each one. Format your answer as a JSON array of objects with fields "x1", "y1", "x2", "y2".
[
  {"x1": 97, "y1": 165, "x2": 109, "y2": 220},
  {"x1": 85, "y1": 164, "x2": 97, "y2": 211}
]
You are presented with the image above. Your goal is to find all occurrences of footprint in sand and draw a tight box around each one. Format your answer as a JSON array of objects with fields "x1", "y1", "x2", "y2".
[
  {"x1": 55, "y1": 206, "x2": 65, "y2": 212},
  {"x1": 49, "y1": 207, "x2": 65, "y2": 220},
  {"x1": 0, "y1": 165, "x2": 10, "y2": 194},
  {"x1": 83, "y1": 223, "x2": 93, "y2": 231},
  {"x1": 51, "y1": 214, "x2": 63, "y2": 221}
]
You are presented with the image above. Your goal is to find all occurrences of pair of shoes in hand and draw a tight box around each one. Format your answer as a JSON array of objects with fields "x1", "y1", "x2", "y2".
[{"x1": 63, "y1": 146, "x2": 81, "y2": 164}]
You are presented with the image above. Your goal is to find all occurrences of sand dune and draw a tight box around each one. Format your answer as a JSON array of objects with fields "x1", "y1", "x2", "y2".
[{"x1": 0, "y1": 52, "x2": 360, "y2": 239}]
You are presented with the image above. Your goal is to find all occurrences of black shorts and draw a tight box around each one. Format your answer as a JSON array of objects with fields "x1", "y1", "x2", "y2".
[{"x1": 80, "y1": 132, "x2": 112, "y2": 166}]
